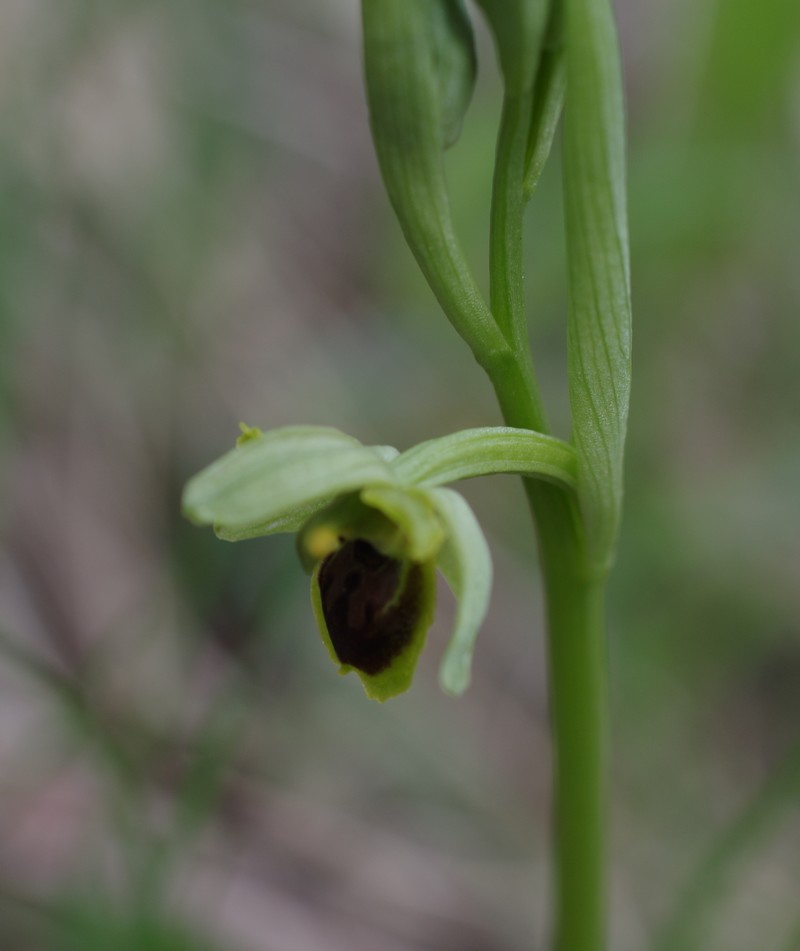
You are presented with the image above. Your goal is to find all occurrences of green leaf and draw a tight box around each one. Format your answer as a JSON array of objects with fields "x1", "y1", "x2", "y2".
[
  {"x1": 391, "y1": 426, "x2": 578, "y2": 491},
  {"x1": 562, "y1": 0, "x2": 631, "y2": 573},
  {"x1": 474, "y1": 0, "x2": 549, "y2": 95},
  {"x1": 361, "y1": 0, "x2": 510, "y2": 367},
  {"x1": 427, "y1": 487, "x2": 493, "y2": 695},
  {"x1": 182, "y1": 426, "x2": 395, "y2": 538}
]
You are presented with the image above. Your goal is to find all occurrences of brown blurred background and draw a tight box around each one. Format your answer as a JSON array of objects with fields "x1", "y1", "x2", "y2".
[{"x1": 1, "y1": 1, "x2": 799, "y2": 949}]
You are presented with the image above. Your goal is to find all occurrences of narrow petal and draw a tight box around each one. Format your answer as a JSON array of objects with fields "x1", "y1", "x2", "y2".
[
  {"x1": 359, "y1": 485, "x2": 446, "y2": 562},
  {"x1": 426, "y1": 487, "x2": 493, "y2": 695},
  {"x1": 391, "y1": 426, "x2": 578, "y2": 490}
]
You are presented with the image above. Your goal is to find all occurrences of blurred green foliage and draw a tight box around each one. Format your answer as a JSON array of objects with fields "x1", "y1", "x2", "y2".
[{"x1": 0, "y1": 1, "x2": 798, "y2": 949}]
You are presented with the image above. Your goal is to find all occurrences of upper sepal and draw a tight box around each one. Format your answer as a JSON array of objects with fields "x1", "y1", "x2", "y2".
[{"x1": 182, "y1": 425, "x2": 396, "y2": 540}]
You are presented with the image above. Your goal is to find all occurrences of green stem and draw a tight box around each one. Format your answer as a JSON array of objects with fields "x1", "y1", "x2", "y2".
[
  {"x1": 489, "y1": 92, "x2": 548, "y2": 432},
  {"x1": 537, "y1": 511, "x2": 607, "y2": 951},
  {"x1": 487, "y1": 92, "x2": 608, "y2": 951}
]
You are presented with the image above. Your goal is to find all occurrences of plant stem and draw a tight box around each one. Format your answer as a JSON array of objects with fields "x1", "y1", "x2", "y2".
[
  {"x1": 488, "y1": 91, "x2": 547, "y2": 433},
  {"x1": 487, "y1": 92, "x2": 608, "y2": 951},
  {"x1": 536, "y1": 510, "x2": 607, "y2": 951}
]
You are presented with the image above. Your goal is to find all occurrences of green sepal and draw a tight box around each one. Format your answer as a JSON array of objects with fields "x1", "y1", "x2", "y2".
[
  {"x1": 474, "y1": 0, "x2": 549, "y2": 95},
  {"x1": 562, "y1": 0, "x2": 632, "y2": 573},
  {"x1": 391, "y1": 426, "x2": 578, "y2": 491},
  {"x1": 182, "y1": 426, "x2": 395, "y2": 539},
  {"x1": 427, "y1": 487, "x2": 493, "y2": 695},
  {"x1": 311, "y1": 553, "x2": 437, "y2": 702},
  {"x1": 216, "y1": 503, "x2": 335, "y2": 543}
]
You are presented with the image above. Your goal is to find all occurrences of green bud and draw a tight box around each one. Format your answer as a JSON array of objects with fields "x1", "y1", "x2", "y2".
[
  {"x1": 474, "y1": 0, "x2": 550, "y2": 95},
  {"x1": 363, "y1": 0, "x2": 475, "y2": 153},
  {"x1": 361, "y1": 0, "x2": 509, "y2": 365}
]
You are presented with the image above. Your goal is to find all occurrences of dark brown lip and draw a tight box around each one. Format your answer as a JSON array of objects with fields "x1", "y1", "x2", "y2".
[{"x1": 318, "y1": 539, "x2": 423, "y2": 675}]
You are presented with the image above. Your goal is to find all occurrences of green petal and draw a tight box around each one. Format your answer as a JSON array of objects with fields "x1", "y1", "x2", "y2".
[
  {"x1": 182, "y1": 426, "x2": 395, "y2": 539},
  {"x1": 426, "y1": 487, "x2": 493, "y2": 695},
  {"x1": 391, "y1": 426, "x2": 578, "y2": 491},
  {"x1": 311, "y1": 549, "x2": 437, "y2": 702},
  {"x1": 359, "y1": 485, "x2": 446, "y2": 562}
]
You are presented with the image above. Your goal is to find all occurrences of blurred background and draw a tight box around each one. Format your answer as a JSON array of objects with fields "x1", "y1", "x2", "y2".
[{"x1": 0, "y1": 0, "x2": 799, "y2": 949}]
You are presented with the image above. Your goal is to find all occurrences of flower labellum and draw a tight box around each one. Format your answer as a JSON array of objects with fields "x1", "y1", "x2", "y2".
[
  {"x1": 309, "y1": 522, "x2": 437, "y2": 702},
  {"x1": 318, "y1": 540, "x2": 424, "y2": 676}
]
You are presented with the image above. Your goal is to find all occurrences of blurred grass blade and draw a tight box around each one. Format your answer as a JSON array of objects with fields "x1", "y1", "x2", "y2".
[
  {"x1": 780, "y1": 920, "x2": 800, "y2": 951},
  {"x1": 562, "y1": 0, "x2": 632, "y2": 573},
  {"x1": 182, "y1": 426, "x2": 395, "y2": 538},
  {"x1": 428, "y1": 487, "x2": 492, "y2": 695},
  {"x1": 653, "y1": 742, "x2": 800, "y2": 951},
  {"x1": 391, "y1": 426, "x2": 578, "y2": 490}
]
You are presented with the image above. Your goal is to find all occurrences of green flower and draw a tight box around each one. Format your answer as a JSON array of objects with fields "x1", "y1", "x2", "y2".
[{"x1": 182, "y1": 423, "x2": 577, "y2": 701}]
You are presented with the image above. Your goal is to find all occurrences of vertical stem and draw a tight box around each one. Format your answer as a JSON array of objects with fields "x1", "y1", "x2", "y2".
[
  {"x1": 487, "y1": 92, "x2": 608, "y2": 951},
  {"x1": 489, "y1": 92, "x2": 548, "y2": 434},
  {"x1": 537, "y1": 514, "x2": 607, "y2": 951}
]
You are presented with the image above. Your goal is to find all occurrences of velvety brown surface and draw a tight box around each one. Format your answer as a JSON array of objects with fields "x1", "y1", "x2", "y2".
[{"x1": 318, "y1": 540, "x2": 422, "y2": 675}]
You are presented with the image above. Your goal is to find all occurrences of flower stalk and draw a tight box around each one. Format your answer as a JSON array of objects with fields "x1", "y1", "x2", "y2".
[{"x1": 184, "y1": 0, "x2": 630, "y2": 947}]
